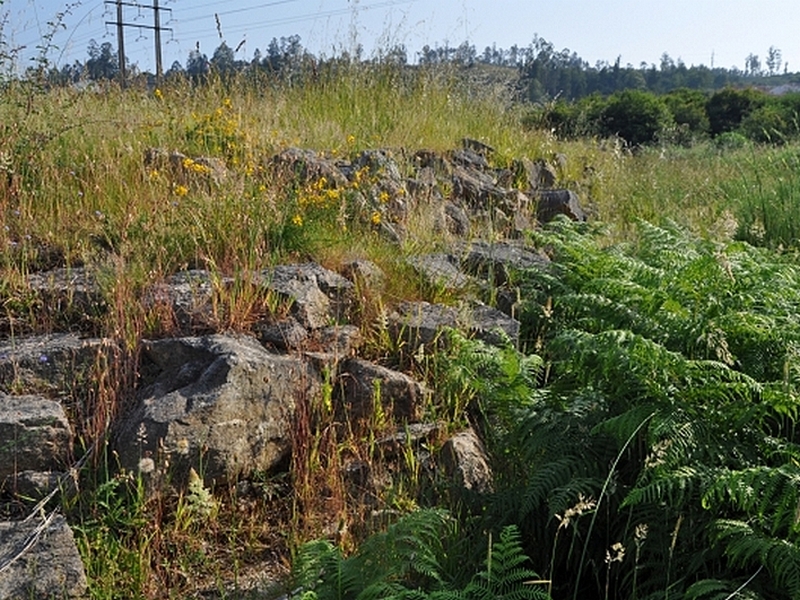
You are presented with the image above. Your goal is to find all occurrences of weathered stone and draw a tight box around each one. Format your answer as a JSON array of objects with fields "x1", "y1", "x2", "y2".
[
  {"x1": 6, "y1": 470, "x2": 77, "y2": 503},
  {"x1": 390, "y1": 301, "x2": 520, "y2": 348},
  {"x1": 26, "y1": 266, "x2": 106, "y2": 331},
  {"x1": 0, "y1": 513, "x2": 88, "y2": 599},
  {"x1": 470, "y1": 304, "x2": 520, "y2": 347},
  {"x1": 391, "y1": 302, "x2": 460, "y2": 347},
  {"x1": 441, "y1": 201, "x2": 471, "y2": 237},
  {"x1": 461, "y1": 137, "x2": 495, "y2": 157},
  {"x1": 451, "y1": 166, "x2": 509, "y2": 209},
  {"x1": 0, "y1": 394, "x2": 72, "y2": 488},
  {"x1": 536, "y1": 188, "x2": 587, "y2": 223},
  {"x1": 144, "y1": 148, "x2": 230, "y2": 187},
  {"x1": 254, "y1": 263, "x2": 354, "y2": 329},
  {"x1": 268, "y1": 147, "x2": 348, "y2": 187},
  {"x1": 377, "y1": 422, "x2": 442, "y2": 456},
  {"x1": 413, "y1": 149, "x2": 450, "y2": 175},
  {"x1": 516, "y1": 157, "x2": 558, "y2": 190},
  {"x1": 440, "y1": 428, "x2": 494, "y2": 495},
  {"x1": 317, "y1": 325, "x2": 362, "y2": 357},
  {"x1": 341, "y1": 259, "x2": 385, "y2": 291},
  {"x1": 408, "y1": 254, "x2": 475, "y2": 292},
  {"x1": 452, "y1": 239, "x2": 550, "y2": 286},
  {"x1": 354, "y1": 149, "x2": 403, "y2": 182},
  {"x1": 255, "y1": 318, "x2": 309, "y2": 351},
  {"x1": 451, "y1": 148, "x2": 490, "y2": 171},
  {"x1": 339, "y1": 358, "x2": 428, "y2": 422},
  {"x1": 116, "y1": 334, "x2": 319, "y2": 488},
  {"x1": 0, "y1": 334, "x2": 110, "y2": 397},
  {"x1": 144, "y1": 269, "x2": 222, "y2": 334}
]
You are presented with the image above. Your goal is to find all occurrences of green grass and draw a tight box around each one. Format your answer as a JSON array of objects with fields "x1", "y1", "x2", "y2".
[{"x1": 6, "y1": 63, "x2": 800, "y2": 598}]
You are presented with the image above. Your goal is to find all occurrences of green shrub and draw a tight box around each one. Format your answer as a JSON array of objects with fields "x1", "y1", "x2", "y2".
[
  {"x1": 664, "y1": 87, "x2": 710, "y2": 134},
  {"x1": 740, "y1": 102, "x2": 800, "y2": 144},
  {"x1": 706, "y1": 87, "x2": 766, "y2": 136},
  {"x1": 599, "y1": 89, "x2": 674, "y2": 147}
]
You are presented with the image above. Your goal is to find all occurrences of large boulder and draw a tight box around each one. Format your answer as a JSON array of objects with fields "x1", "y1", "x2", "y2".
[
  {"x1": 115, "y1": 334, "x2": 320, "y2": 488},
  {"x1": 452, "y1": 239, "x2": 550, "y2": 287},
  {"x1": 0, "y1": 513, "x2": 88, "y2": 599}
]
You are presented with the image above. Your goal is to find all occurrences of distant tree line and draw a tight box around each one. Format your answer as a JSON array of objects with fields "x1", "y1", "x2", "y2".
[
  {"x1": 33, "y1": 33, "x2": 800, "y2": 108},
  {"x1": 523, "y1": 86, "x2": 800, "y2": 147}
]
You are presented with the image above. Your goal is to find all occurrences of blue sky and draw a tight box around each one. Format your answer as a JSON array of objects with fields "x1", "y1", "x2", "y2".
[{"x1": 2, "y1": 0, "x2": 799, "y2": 74}]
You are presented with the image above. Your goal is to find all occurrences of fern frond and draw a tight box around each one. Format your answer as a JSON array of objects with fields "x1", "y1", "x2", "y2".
[{"x1": 713, "y1": 518, "x2": 800, "y2": 598}]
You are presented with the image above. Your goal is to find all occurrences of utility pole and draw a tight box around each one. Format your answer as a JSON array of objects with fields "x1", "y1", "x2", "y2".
[
  {"x1": 105, "y1": 0, "x2": 173, "y2": 87},
  {"x1": 115, "y1": 0, "x2": 126, "y2": 86}
]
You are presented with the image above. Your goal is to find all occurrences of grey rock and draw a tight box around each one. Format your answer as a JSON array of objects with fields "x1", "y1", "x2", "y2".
[
  {"x1": 451, "y1": 166, "x2": 508, "y2": 209},
  {"x1": 254, "y1": 263, "x2": 354, "y2": 329},
  {"x1": 441, "y1": 201, "x2": 471, "y2": 237},
  {"x1": 317, "y1": 325, "x2": 362, "y2": 357},
  {"x1": 0, "y1": 513, "x2": 88, "y2": 599},
  {"x1": 144, "y1": 147, "x2": 229, "y2": 187},
  {"x1": 339, "y1": 358, "x2": 428, "y2": 422},
  {"x1": 390, "y1": 301, "x2": 520, "y2": 348},
  {"x1": 354, "y1": 149, "x2": 403, "y2": 182},
  {"x1": 407, "y1": 254, "x2": 475, "y2": 292},
  {"x1": 268, "y1": 147, "x2": 348, "y2": 187},
  {"x1": 26, "y1": 266, "x2": 106, "y2": 331},
  {"x1": 256, "y1": 318, "x2": 309, "y2": 351},
  {"x1": 441, "y1": 428, "x2": 494, "y2": 495},
  {"x1": 341, "y1": 259, "x2": 385, "y2": 291},
  {"x1": 6, "y1": 470, "x2": 77, "y2": 503},
  {"x1": 536, "y1": 188, "x2": 587, "y2": 223},
  {"x1": 377, "y1": 422, "x2": 442, "y2": 456},
  {"x1": 452, "y1": 239, "x2": 550, "y2": 287},
  {"x1": 451, "y1": 148, "x2": 490, "y2": 171},
  {"x1": 116, "y1": 334, "x2": 319, "y2": 488},
  {"x1": 461, "y1": 138, "x2": 495, "y2": 157},
  {"x1": 0, "y1": 334, "x2": 111, "y2": 397},
  {"x1": 517, "y1": 157, "x2": 558, "y2": 190},
  {"x1": 413, "y1": 149, "x2": 450, "y2": 175},
  {"x1": 0, "y1": 394, "x2": 72, "y2": 487},
  {"x1": 144, "y1": 269, "x2": 222, "y2": 334}
]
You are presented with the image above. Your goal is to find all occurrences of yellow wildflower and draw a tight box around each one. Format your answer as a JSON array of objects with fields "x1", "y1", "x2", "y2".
[
  {"x1": 154, "y1": 88, "x2": 163, "y2": 100},
  {"x1": 292, "y1": 214, "x2": 304, "y2": 227},
  {"x1": 371, "y1": 211, "x2": 381, "y2": 225},
  {"x1": 174, "y1": 184, "x2": 189, "y2": 197},
  {"x1": 346, "y1": 134, "x2": 356, "y2": 145},
  {"x1": 379, "y1": 191, "x2": 390, "y2": 204}
]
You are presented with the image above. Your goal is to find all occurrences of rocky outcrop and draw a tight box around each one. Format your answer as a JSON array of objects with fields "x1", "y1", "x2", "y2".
[
  {"x1": 0, "y1": 140, "x2": 588, "y2": 597},
  {"x1": 115, "y1": 334, "x2": 319, "y2": 488}
]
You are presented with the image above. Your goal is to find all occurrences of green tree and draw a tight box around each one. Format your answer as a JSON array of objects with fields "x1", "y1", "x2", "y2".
[
  {"x1": 706, "y1": 87, "x2": 766, "y2": 135},
  {"x1": 664, "y1": 87, "x2": 710, "y2": 134},
  {"x1": 599, "y1": 89, "x2": 673, "y2": 146}
]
